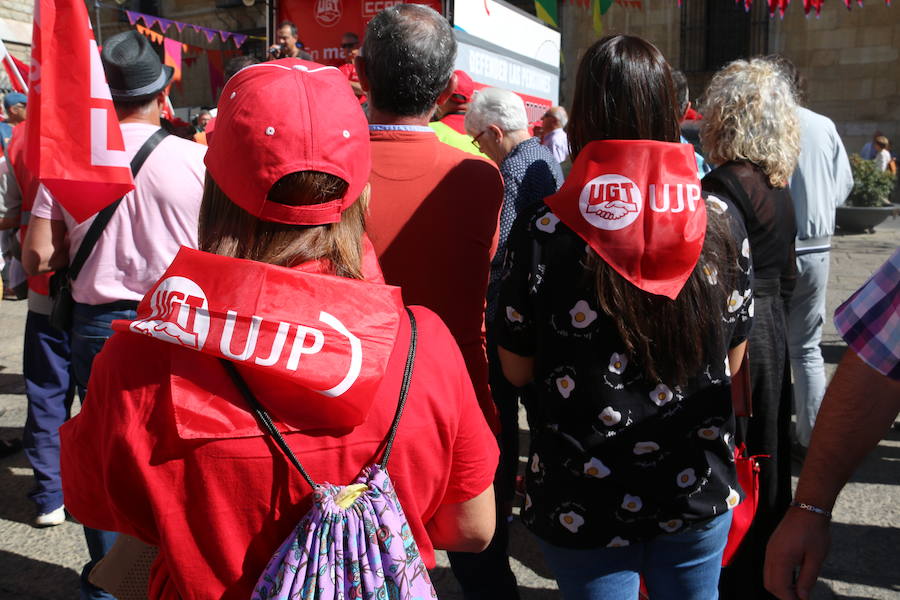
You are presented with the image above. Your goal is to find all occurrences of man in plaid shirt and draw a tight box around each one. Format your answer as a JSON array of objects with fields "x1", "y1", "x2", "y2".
[
  {"x1": 833, "y1": 248, "x2": 900, "y2": 380},
  {"x1": 765, "y1": 247, "x2": 900, "y2": 600}
]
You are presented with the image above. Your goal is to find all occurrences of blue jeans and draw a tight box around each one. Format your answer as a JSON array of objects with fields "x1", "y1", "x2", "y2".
[
  {"x1": 788, "y1": 251, "x2": 830, "y2": 447},
  {"x1": 71, "y1": 302, "x2": 137, "y2": 600},
  {"x1": 537, "y1": 512, "x2": 732, "y2": 600},
  {"x1": 23, "y1": 310, "x2": 75, "y2": 514}
]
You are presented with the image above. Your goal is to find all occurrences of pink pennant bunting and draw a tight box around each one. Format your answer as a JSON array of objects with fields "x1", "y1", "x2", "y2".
[
  {"x1": 218, "y1": 30, "x2": 231, "y2": 43},
  {"x1": 175, "y1": 21, "x2": 187, "y2": 33},
  {"x1": 232, "y1": 34, "x2": 248, "y2": 48},
  {"x1": 163, "y1": 36, "x2": 182, "y2": 87},
  {"x1": 125, "y1": 10, "x2": 140, "y2": 25}
]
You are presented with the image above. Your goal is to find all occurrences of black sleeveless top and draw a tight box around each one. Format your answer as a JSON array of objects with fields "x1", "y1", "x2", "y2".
[{"x1": 703, "y1": 161, "x2": 797, "y2": 302}]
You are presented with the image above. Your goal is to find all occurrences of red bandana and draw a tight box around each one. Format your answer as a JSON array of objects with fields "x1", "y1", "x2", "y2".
[
  {"x1": 113, "y1": 247, "x2": 403, "y2": 418},
  {"x1": 545, "y1": 140, "x2": 707, "y2": 299}
]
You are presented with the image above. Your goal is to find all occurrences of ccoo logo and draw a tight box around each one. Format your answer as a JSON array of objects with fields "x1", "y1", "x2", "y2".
[
  {"x1": 579, "y1": 174, "x2": 642, "y2": 231},
  {"x1": 130, "y1": 277, "x2": 211, "y2": 350}
]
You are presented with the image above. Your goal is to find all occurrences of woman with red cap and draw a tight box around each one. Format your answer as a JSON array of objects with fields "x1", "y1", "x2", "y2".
[
  {"x1": 700, "y1": 58, "x2": 800, "y2": 600},
  {"x1": 496, "y1": 35, "x2": 753, "y2": 598},
  {"x1": 59, "y1": 59, "x2": 498, "y2": 600}
]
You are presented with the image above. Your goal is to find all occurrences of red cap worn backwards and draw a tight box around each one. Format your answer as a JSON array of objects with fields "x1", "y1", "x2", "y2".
[
  {"x1": 544, "y1": 140, "x2": 707, "y2": 299},
  {"x1": 452, "y1": 70, "x2": 475, "y2": 103},
  {"x1": 205, "y1": 59, "x2": 370, "y2": 226}
]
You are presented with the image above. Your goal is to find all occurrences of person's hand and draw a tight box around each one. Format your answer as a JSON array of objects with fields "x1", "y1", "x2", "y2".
[
  {"x1": 267, "y1": 44, "x2": 284, "y2": 59},
  {"x1": 764, "y1": 508, "x2": 831, "y2": 600}
]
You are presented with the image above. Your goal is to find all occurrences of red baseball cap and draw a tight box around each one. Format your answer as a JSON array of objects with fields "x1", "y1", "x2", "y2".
[
  {"x1": 452, "y1": 70, "x2": 475, "y2": 104},
  {"x1": 205, "y1": 59, "x2": 370, "y2": 225}
]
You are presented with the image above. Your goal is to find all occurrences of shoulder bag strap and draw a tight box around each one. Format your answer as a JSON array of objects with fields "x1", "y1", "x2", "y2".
[
  {"x1": 220, "y1": 307, "x2": 418, "y2": 488},
  {"x1": 68, "y1": 128, "x2": 169, "y2": 282}
]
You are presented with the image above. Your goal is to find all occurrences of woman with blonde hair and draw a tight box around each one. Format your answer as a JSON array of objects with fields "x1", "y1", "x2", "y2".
[
  {"x1": 59, "y1": 59, "x2": 498, "y2": 600},
  {"x1": 700, "y1": 57, "x2": 800, "y2": 600}
]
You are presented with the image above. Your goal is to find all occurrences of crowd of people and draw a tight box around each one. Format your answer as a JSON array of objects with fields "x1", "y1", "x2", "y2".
[{"x1": 0, "y1": 4, "x2": 897, "y2": 600}]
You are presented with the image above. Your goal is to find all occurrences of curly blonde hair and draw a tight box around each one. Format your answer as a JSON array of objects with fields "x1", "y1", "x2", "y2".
[{"x1": 700, "y1": 58, "x2": 800, "y2": 188}]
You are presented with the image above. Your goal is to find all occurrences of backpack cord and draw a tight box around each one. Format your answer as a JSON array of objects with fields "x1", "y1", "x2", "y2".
[
  {"x1": 219, "y1": 307, "x2": 417, "y2": 489},
  {"x1": 221, "y1": 357, "x2": 317, "y2": 489},
  {"x1": 380, "y1": 308, "x2": 417, "y2": 468}
]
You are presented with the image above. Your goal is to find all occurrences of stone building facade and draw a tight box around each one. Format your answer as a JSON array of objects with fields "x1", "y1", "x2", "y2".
[
  {"x1": 560, "y1": 0, "x2": 900, "y2": 154},
  {"x1": 4, "y1": 0, "x2": 898, "y2": 152}
]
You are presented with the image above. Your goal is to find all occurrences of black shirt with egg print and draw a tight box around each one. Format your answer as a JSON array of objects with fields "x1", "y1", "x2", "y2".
[{"x1": 496, "y1": 195, "x2": 753, "y2": 548}]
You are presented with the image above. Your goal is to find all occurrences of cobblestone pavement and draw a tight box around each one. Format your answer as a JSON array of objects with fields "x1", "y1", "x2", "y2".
[{"x1": 1, "y1": 216, "x2": 898, "y2": 600}]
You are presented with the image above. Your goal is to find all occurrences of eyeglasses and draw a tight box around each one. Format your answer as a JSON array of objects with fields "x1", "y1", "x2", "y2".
[{"x1": 471, "y1": 129, "x2": 488, "y2": 151}]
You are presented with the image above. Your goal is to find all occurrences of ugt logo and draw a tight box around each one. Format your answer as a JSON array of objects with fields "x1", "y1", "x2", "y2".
[
  {"x1": 315, "y1": 0, "x2": 342, "y2": 27},
  {"x1": 579, "y1": 174, "x2": 642, "y2": 231},
  {"x1": 130, "y1": 277, "x2": 211, "y2": 350}
]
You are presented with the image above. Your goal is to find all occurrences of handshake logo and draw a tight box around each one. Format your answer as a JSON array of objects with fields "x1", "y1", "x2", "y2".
[{"x1": 579, "y1": 175, "x2": 642, "y2": 231}]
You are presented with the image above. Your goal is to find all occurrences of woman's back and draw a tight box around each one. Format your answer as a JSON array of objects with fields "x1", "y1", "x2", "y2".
[
  {"x1": 703, "y1": 161, "x2": 796, "y2": 286},
  {"x1": 60, "y1": 254, "x2": 497, "y2": 600},
  {"x1": 497, "y1": 191, "x2": 752, "y2": 547}
]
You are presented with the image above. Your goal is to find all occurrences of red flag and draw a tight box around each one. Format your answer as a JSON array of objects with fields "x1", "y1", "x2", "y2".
[
  {"x1": 24, "y1": 0, "x2": 134, "y2": 223},
  {"x1": 0, "y1": 40, "x2": 29, "y2": 93}
]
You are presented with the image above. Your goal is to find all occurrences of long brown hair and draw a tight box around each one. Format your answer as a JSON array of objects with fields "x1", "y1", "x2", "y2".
[
  {"x1": 591, "y1": 214, "x2": 738, "y2": 386},
  {"x1": 198, "y1": 171, "x2": 368, "y2": 279},
  {"x1": 571, "y1": 35, "x2": 739, "y2": 386},
  {"x1": 567, "y1": 35, "x2": 681, "y2": 160}
]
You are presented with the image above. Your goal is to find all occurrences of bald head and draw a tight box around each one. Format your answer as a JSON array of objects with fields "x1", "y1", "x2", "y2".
[{"x1": 542, "y1": 106, "x2": 567, "y2": 131}]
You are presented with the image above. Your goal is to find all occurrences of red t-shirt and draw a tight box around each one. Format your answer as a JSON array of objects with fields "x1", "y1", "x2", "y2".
[
  {"x1": 60, "y1": 296, "x2": 497, "y2": 599},
  {"x1": 365, "y1": 129, "x2": 504, "y2": 433},
  {"x1": 338, "y1": 62, "x2": 367, "y2": 105}
]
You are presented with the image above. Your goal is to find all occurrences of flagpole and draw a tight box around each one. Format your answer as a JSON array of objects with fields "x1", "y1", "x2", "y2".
[
  {"x1": 94, "y1": 0, "x2": 103, "y2": 45},
  {"x1": 0, "y1": 39, "x2": 28, "y2": 93}
]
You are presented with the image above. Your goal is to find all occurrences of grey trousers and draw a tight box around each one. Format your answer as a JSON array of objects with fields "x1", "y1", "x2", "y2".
[{"x1": 788, "y1": 251, "x2": 830, "y2": 447}]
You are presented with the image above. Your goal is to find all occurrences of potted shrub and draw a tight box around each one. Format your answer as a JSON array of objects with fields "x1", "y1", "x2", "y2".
[{"x1": 836, "y1": 154, "x2": 898, "y2": 233}]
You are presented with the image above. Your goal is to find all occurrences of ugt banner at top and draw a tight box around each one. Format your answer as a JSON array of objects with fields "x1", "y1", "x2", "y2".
[{"x1": 279, "y1": 0, "x2": 442, "y2": 66}]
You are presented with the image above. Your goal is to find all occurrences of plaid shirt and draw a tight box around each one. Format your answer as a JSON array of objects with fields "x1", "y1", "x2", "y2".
[{"x1": 834, "y1": 248, "x2": 900, "y2": 380}]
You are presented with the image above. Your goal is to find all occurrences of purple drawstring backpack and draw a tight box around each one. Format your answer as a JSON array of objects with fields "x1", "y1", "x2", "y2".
[{"x1": 221, "y1": 309, "x2": 437, "y2": 600}]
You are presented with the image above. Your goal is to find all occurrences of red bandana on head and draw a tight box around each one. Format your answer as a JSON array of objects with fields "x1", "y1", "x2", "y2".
[{"x1": 545, "y1": 140, "x2": 707, "y2": 300}]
